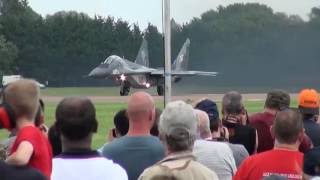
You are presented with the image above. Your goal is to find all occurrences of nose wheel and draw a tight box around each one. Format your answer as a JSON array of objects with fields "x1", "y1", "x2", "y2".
[{"x1": 120, "y1": 81, "x2": 130, "y2": 96}]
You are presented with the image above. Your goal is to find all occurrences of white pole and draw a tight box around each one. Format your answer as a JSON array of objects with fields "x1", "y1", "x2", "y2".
[{"x1": 163, "y1": 0, "x2": 171, "y2": 106}]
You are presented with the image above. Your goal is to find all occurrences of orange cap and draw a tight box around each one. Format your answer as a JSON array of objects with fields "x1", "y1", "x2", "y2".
[{"x1": 298, "y1": 89, "x2": 319, "y2": 114}]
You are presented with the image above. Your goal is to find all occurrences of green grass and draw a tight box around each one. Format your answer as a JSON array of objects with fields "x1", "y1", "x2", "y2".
[{"x1": 41, "y1": 87, "x2": 121, "y2": 96}]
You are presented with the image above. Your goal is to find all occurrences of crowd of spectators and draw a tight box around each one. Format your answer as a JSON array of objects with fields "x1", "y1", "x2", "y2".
[{"x1": 0, "y1": 79, "x2": 320, "y2": 180}]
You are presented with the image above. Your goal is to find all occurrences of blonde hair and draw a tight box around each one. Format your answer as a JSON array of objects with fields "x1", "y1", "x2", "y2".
[{"x1": 4, "y1": 79, "x2": 40, "y2": 120}]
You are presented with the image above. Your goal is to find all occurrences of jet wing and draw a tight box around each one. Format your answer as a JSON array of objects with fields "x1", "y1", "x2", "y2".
[
  {"x1": 150, "y1": 70, "x2": 218, "y2": 76},
  {"x1": 109, "y1": 67, "x2": 155, "y2": 76}
]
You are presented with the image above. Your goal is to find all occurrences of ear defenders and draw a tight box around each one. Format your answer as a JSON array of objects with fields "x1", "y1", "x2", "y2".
[{"x1": 0, "y1": 103, "x2": 16, "y2": 130}]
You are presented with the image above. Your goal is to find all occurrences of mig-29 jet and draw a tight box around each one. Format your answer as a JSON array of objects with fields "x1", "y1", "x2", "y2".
[{"x1": 88, "y1": 38, "x2": 218, "y2": 96}]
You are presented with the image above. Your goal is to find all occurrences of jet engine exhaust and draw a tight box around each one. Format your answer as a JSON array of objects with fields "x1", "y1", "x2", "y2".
[{"x1": 120, "y1": 74, "x2": 126, "y2": 81}]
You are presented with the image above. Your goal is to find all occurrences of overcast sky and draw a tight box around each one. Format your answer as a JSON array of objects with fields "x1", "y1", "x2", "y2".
[{"x1": 28, "y1": 0, "x2": 319, "y2": 30}]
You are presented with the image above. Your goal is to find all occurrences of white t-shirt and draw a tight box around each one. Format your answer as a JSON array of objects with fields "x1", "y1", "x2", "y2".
[
  {"x1": 193, "y1": 139, "x2": 237, "y2": 180},
  {"x1": 52, "y1": 151, "x2": 128, "y2": 180}
]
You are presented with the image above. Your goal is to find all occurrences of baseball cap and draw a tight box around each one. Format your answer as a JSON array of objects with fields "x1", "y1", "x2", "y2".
[
  {"x1": 304, "y1": 147, "x2": 320, "y2": 176},
  {"x1": 298, "y1": 89, "x2": 319, "y2": 115},
  {"x1": 159, "y1": 101, "x2": 198, "y2": 138},
  {"x1": 194, "y1": 99, "x2": 219, "y2": 122}
]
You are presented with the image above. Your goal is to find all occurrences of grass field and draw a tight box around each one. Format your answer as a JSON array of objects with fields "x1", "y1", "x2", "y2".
[{"x1": 0, "y1": 87, "x2": 298, "y2": 149}]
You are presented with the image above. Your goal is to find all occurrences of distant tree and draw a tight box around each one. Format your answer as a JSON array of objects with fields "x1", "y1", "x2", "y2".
[
  {"x1": 1, "y1": 1, "x2": 320, "y2": 89},
  {"x1": 0, "y1": 35, "x2": 18, "y2": 74},
  {"x1": 145, "y1": 23, "x2": 163, "y2": 68}
]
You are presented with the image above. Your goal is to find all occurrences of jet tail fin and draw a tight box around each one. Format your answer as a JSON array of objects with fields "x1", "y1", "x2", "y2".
[
  {"x1": 135, "y1": 38, "x2": 149, "y2": 67},
  {"x1": 172, "y1": 38, "x2": 190, "y2": 71}
]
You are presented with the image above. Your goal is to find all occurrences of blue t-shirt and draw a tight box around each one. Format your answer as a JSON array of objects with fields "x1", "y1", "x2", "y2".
[{"x1": 102, "y1": 136, "x2": 165, "y2": 180}]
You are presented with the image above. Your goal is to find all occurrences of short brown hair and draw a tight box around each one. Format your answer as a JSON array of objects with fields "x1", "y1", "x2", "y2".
[
  {"x1": 265, "y1": 90, "x2": 290, "y2": 110},
  {"x1": 274, "y1": 108, "x2": 303, "y2": 144},
  {"x1": 4, "y1": 79, "x2": 40, "y2": 120}
]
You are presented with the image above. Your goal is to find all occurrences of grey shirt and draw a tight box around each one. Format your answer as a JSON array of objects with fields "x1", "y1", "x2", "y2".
[
  {"x1": 227, "y1": 143, "x2": 249, "y2": 167},
  {"x1": 193, "y1": 140, "x2": 237, "y2": 180},
  {"x1": 102, "y1": 135, "x2": 165, "y2": 180}
]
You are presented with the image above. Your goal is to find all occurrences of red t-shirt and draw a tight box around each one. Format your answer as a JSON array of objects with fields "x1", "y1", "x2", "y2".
[
  {"x1": 249, "y1": 112, "x2": 275, "y2": 153},
  {"x1": 233, "y1": 149, "x2": 303, "y2": 180},
  {"x1": 11, "y1": 126, "x2": 52, "y2": 178}
]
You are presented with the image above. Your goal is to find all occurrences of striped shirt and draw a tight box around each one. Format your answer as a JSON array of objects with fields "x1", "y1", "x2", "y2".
[{"x1": 193, "y1": 139, "x2": 237, "y2": 180}]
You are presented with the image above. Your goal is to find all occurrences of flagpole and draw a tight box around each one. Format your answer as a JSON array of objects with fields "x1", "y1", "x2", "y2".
[{"x1": 163, "y1": 0, "x2": 171, "y2": 106}]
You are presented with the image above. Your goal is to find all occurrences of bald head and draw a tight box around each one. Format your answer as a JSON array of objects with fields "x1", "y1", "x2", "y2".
[
  {"x1": 274, "y1": 108, "x2": 303, "y2": 144},
  {"x1": 4, "y1": 79, "x2": 40, "y2": 120},
  {"x1": 127, "y1": 92, "x2": 155, "y2": 120},
  {"x1": 194, "y1": 109, "x2": 211, "y2": 139}
]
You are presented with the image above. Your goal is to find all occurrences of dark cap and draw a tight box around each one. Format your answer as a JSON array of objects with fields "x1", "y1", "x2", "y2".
[
  {"x1": 304, "y1": 147, "x2": 320, "y2": 176},
  {"x1": 195, "y1": 99, "x2": 219, "y2": 122}
]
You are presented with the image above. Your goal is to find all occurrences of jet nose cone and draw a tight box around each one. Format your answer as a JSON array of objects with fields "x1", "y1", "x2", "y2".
[{"x1": 88, "y1": 67, "x2": 107, "y2": 78}]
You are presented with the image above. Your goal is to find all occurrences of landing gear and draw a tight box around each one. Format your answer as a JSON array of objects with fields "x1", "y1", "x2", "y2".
[
  {"x1": 157, "y1": 85, "x2": 164, "y2": 96},
  {"x1": 120, "y1": 81, "x2": 130, "y2": 96}
]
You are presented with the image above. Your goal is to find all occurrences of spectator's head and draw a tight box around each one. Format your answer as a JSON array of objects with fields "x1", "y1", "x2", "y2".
[
  {"x1": 303, "y1": 147, "x2": 320, "y2": 180},
  {"x1": 194, "y1": 109, "x2": 211, "y2": 139},
  {"x1": 55, "y1": 97, "x2": 98, "y2": 150},
  {"x1": 265, "y1": 90, "x2": 290, "y2": 111},
  {"x1": 194, "y1": 99, "x2": 220, "y2": 132},
  {"x1": 298, "y1": 89, "x2": 319, "y2": 120},
  {"x1": 4, "y1": 79, "x2": 40, "y2": 122},
  {"x1": 222, "y1": 91, "x2": 247, "y2": 126},
  {"x1": 272, "y1": 108, "x2": 304, "y2": 147},
  {"x1": 159, "y1": 101, "x2": 197, "y2": 153},
  {"x1": 222, "y1": 91, "x2": 243, "y2": 116},
  {"x1": 127, "y1": 92, "x2": 155, "y2": 134},
  {"x1": 150, "y1": 108, "x2": 162, "y2": 137},
  {"x1": 113, "y1": 109, "x2": 129, "y2": 137}
]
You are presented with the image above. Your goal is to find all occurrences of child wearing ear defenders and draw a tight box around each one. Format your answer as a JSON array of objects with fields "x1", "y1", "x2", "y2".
[{"x1": 2, "y1": 79, "x2": 52, "y2": 179}]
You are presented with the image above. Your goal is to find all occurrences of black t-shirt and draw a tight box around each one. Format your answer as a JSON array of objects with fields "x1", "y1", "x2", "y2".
[
  {"x1": 227, "y1": 124, "x2": 256, "y2": 155},
  {"x1": 0, "y1": 161, "x2": 46, "y2": 180},
  {"x1": 304, "y1": 119, "x2": 320, "y2": 147}
]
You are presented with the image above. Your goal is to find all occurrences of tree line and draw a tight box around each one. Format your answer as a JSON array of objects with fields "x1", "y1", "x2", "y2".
[{"x1": 0, "y1": 0, "x2": 320, "y2": 89}]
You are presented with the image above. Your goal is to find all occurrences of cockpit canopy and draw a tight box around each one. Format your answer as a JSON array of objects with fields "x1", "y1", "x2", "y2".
[{"x1": 102, "y1": 55, "x2": 122, "y2": 65}]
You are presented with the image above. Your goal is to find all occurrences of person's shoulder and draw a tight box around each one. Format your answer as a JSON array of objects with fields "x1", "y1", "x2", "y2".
[
  {"x1": 15, "y1": 126, "x2": 43, "y2": 145},
  {"x1": 229, "y1": 143, "x2": 249, "y2": 153},
  {"x1": 138, "y1": 163, "x2": 165, "y2": 180},
  {"x1": 17, "y1": 126, "x2": 39, "y2": 135},
  {"x1": 190, "y1": 160, "x2": 219, "y2": 179},
  {"x1": 236, "y1": 124, "x2": 256, "y2": 133},
  {"x1": 250, "y1": 112, "x2": 274, "y2": 123},
  {"x1": 143, "y1": 135, "x2": 162, "y2": 143},
  {"x1": 103, "y1": 137, "x2": 126, "y2": 148},
  {"x1": 101, "y1": 137, "x2": 130, "y2": 155},
  {"x1": 250, "y1": 112, "x2": 265, "y2": 119},
  {"x1": 195, "y1": 139, "x2": 230, "y2": 150},
  {"x1": 96, "y1": 157, "x2": 127, "y2": 172},
  {"x1": 140, "y1": 136, "x2": 164, "y2": 148}
]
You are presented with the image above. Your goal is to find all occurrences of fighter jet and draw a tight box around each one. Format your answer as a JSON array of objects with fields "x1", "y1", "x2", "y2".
[{"x1": 88, "y1": 38, "x2": 218, "y2": 96}]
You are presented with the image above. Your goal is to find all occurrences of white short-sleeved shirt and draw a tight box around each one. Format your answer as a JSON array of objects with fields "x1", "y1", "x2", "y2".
[{"x1": 52, "y1": 150, "x2": 128, "y2": 180}]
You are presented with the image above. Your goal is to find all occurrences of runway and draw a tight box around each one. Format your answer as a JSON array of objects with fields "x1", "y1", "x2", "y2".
[{"x1": 42, "y1": 93, "x2": 299, "y2": 103}]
